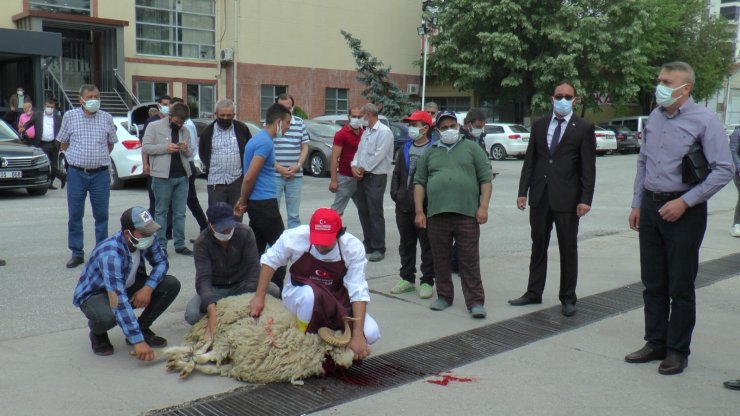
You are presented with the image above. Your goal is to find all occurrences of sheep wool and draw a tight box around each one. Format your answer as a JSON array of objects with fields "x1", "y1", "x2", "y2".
[{"x1": 164, "y1": 293, "x2": 355, "y2": 384}]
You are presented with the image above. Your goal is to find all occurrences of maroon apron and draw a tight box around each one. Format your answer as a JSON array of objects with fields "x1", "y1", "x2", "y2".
[{"x1": 289, "y1": 244, "x2": 350, "y2": 333}]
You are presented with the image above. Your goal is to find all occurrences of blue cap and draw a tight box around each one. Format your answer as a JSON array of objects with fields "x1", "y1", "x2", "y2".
[
  {"x1": 435, "y1": 109, "x2": 457, "y2": 125},
  {"x1": 206, "y1": 202, "x2": 237, "y2": 233}
]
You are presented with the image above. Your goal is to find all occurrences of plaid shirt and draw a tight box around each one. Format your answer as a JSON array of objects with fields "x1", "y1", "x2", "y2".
[
  {"x1": 56, "y1": 107, "x2": 117, "y2": 168},
  {"x1": 72, "y1": 231, "x2": 169, "y2": 344},
  {"x1": 207, "y1": 124, "x2": 242, "y2": 185}
]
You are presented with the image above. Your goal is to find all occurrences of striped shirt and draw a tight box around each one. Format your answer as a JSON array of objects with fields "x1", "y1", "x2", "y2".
[
  {"x1": 207, "y1": 124, "x2": 242, "y2": 185},
  {"x1": 72, "y1": 231, "x2": 169, "y2": 345},
  {"x1": 274, "y1": 115, "x2": 309, "y2": 177},
  {"x1": 56, "y1": 107, "x2": 117, "y2": 168}
]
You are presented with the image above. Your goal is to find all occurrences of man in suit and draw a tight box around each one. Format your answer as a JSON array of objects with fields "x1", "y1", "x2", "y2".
[
  {"x1": 510, "y1": 81, "x2": 596, "y2": 317},
  {"x1": 24, "y1": 98, "x2": 66, "y2": 189}
]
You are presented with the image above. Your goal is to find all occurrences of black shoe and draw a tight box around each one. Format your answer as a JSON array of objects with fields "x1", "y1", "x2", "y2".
[
  {"x1": 724, "y1": 379, "x2": 740, "y2": 390},
  {"x1": 166, "y1": 233, "x2": 173, "y2": 240},
  {"x1": 561, "y1": 302, "x2": 576, "y2": 317},
  {"x1": 60, "y1": 173, "x2": 67, "y2": 189},
  {"x1": 0, "y1": 259, "x2": 6, "y2": 266},
  {"x1": 127, "y1": 327, "x2": 168, "y2": 348},
  {"x1": 658, "y1": 353, "x2": 688, "y2": 375},
  {"x1": 189, "y1": 238, "x2": 196, "y2": 244},
  {"x1": 66, "y1": 256, "x2": 84, "y2": 268},
  {"x1": 175, "y1": 247, "x2": 193, "y2": 256},
  {"x1": 48, "y1": 184, "x2": 57, "y2": 190},
  {"x1": 625, "y1": 344, "x2": 667, "y2": 363},
  {"x1": 89, "y1": 331, "x2": 114, "y2": 356},
  {"x1": 508, "y1": 295, "x2": 542, "y2": 306}
]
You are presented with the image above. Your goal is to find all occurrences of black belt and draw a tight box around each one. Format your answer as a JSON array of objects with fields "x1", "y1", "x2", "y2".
[
  {"x1": 645, "y1": 190, "x2": 686, "y2": 202},
  {"x1": 69, "y1": 165, "x2": 108, "y2": 174}
]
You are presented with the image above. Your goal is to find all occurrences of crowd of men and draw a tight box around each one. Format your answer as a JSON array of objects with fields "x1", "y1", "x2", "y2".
[{"x1": 4, "y1": 61, "x2": 740, "y2": 388}]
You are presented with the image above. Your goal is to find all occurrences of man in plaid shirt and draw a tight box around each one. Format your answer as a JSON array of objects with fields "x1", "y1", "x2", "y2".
[
  {"x1": 73, "y1": 207, "x2": 181, "y2": 360},
  {"x1": 57, "y1": 84, "x2": 118, "y2": 269}
]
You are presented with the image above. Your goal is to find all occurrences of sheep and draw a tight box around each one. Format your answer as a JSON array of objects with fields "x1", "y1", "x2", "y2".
[{"x1": 164, "y1": 292, "x2": 355, "y2": 384}]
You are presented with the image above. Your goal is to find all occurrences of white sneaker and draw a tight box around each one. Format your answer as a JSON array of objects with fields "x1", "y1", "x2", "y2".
[{"x1": 731, "y1": 224, "x2": 740, "y2": 237}]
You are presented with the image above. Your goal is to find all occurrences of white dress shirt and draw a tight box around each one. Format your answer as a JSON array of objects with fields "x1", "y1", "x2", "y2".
[
  {"x1": 41, "y1": 113, "x2": 55, "y2": 142},
  {"x1": 547, "y1": 111, "x2": 574, "y2": 148},
  {"x1": 351, "y1": 119, "x2": 394, "y2": 175}
]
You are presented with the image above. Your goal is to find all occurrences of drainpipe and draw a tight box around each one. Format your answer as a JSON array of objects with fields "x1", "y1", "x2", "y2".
[{"x1": 233, "y1": 0, "x2": 239, "y2": 114}]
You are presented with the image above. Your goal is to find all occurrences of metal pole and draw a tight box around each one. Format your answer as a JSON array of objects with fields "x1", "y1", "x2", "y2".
[
  {"x1": 421, "y1": 32, "x2": 428, "y2": 109},
  {"x1": 233, "y1": 0, "x2": 239, "y2": 113}
]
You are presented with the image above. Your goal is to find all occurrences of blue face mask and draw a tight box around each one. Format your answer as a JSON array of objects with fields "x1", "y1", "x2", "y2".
[
  {"x1": 553, "y1": 98, "x2": 573, "y2": 116},
  {"x1": 160, "y1": 105, "x2": 170, "y2": 116},
  {"x1": 655, "y1": 83, "x2": 686, "y2": 108}
]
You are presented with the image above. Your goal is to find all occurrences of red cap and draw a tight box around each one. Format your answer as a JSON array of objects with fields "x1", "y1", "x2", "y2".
[
  {"x1": 402, "y1": 110, "x2": 433, "y2": 127},
  {"x1": 309, "y1": 208, "x2": 342, "y2": 246}
]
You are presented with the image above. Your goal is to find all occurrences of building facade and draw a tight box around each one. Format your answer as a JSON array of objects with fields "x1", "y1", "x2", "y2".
[{"x1": 0, "y1": 0, "x2": 424, "y2": 122}]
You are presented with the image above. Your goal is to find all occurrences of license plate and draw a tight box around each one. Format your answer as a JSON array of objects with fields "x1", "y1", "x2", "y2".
[{"x1": 0, "y1": 171, "x2": 22, "y2": 178}]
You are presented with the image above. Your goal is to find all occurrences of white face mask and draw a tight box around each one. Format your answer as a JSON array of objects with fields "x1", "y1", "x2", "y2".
[
  {"x1": 361, "y1": 117, "x2": 369, "y2": 127},
  {"x1": 83, "y1": 98, "x2": 100, "y2": 113},
  {"x1": 471, "y1": 127, "x2": 484, "y2": 136},
  {"x1": 128, "y1": 231, "x2": 154, "y2": 250},
  {"x1": 17, "y1": 90, "x2": 23, "y2": 96},
  {"x1": 439, "y1": 129, "x2": 461, "y2": 145},
  {"x1": 349, "y1": 117, "x2": 363, "y2": 129},
  {"x1": 212, "y1": 226, "x2": 234, "y2": 242},
  {"x1": 44, "y1": 107, "x2": 54, "y2": 115}
]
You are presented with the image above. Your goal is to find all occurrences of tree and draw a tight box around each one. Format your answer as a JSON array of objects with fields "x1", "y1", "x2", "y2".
[{"x1": 341, "y1": 30, "x2": 413, "y2": 119}]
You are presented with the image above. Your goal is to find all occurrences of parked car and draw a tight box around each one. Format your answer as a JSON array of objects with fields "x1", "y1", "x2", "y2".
[
  {"x1": 58, "y1": 116, "x2": 146, "y2": 190},
  {"x1": 389, "y1": 122, "x2": 413, "y2": 160},
  {"x1": 0, "y1": 118, "x2": 51, "y2": 195},
  {"x1": 597, "y1": 124, "x2": 640, "y2": 154},
  {"x1": 312, "y1": 114, "x2": 390, "y2": 128},
  {"x1": 482, "y1": 123, "x2": 530, "y2": 160},
  {"x1": 593, "y1": 126, "x2": 618, "y2": 155},
  {"x1": 302, "y1": 120, "x2": 341, "y2": 177},
  {"x1": 606, "y1": 116, "x2": 648, "y2": 141}
]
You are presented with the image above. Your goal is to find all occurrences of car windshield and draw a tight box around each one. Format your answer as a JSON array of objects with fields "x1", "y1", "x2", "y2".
[
  {"x1": 0, "y1": 119, "x2": 19, "y2": 141},
  {"x1": 509, "y1": 125, "x2": 529, "y2": 133},
  {"x1": 305, "y1": 122, "x2": 340, "y2": 138}
]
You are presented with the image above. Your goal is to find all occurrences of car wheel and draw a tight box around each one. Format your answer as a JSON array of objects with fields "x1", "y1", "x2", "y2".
[
  {"x1": 490, "y1": 144, "x2": 507, "y2": 161},
  {"x1": 27, "y1": 186, "x2": 48, "y2": 196},
  {"x1": 309, "y1": 152, "x2": 327, "y2": 177},
  {"x1": 109, "y1": 160, "x2": 125, "y2": 190}
]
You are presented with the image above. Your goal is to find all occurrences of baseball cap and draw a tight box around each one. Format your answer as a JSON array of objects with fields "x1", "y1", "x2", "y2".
[
  {"x1": 435, "y1": 109, "x2": 458, "y2": 126},
  {"x1": 206, "y1": 202, "x2": 237, "y2": 233},
  {"x1": 402, "y1": 110, "x2": 433, "y2": 127},
  {"x1": 309, "y1": 208, "x2": 342, "y2": 246},
  {"x1": 120, "y1": 207, "x2": 160, "y2": 237}
]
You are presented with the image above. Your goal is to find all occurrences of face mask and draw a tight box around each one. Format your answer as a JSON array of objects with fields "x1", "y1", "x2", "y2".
[
  {"x1": 361, "y1": 118, "x2": 369, "y2": 127},
  {"x1": 553, "y1": 98, "x2": 573, "y2": 116},
  {"x1": 212, "y1": 227, "x2": 234, "y2": 242},
  {"x1": 83, "y1": 99, "x2": 100, "y2": 113},
  {"x1": 216, "y1": 118, "x2": 233, "y2": 129},
  {"x1": 471, "y1": 128, "x2": 484, "y2": 136},
  {"x1": 17, "y1": 90, "x2": 23, "y2": 96},
  {"x1": 275, "y1": 121, "x2": 284, "y2": 138},
  {"x1": 129, "y1": 232, "x2": 154, "y2": 250},
  {"x1": 407, "y1": 126, "x2": 421, "y2": 140},
  {"x1": 655, "y1": 83, "x2": 686, "y2": 108},
  {"x1": 160, "y1": 105, "x2": 170, "y2": 116},
  {"x1": 44, "y1": 107, "x2": 54, "y2": 115},
  {"x1": 439, "y1": 129, "x2": 461, "y2": 145},
  {"x1": 349, "y1": 117, "x2": 363, "y2": 129}
]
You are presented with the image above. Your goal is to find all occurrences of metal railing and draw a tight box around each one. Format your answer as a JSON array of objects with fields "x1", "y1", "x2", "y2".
[
  {"x1": 41, "y1": 61, "x2": 75, "y2": 114},
  {"x1": 112, "y1": 68, "x2": 140, "y2": 110}
]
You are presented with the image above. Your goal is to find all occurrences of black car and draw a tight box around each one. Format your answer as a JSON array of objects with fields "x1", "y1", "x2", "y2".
[
  {"x1": 390, "y1": 122, "x2": 413, "y2": 161},
  {"x1": 598, "y1": 124, "x2": 640, "y2": 154},
  {"x1": 0, "y1": 119, "x2": 51, "y2": 195}
]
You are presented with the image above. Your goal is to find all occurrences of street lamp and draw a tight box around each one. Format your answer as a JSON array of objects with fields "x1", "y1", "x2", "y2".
[{"x1": 417, "y1": 25, "x2": 429, "y2": 109}]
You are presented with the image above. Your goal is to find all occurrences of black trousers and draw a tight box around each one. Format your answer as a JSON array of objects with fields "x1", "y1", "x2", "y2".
[
  {"x1": 355, "y1": 172, "x2": 387, "y2": 253},
  {"x1": 206, "y1": 176, "x2": 244, "y2": 222},
  {"x1": 39, "y1": 141, "x2": 64, "y2": 185},
  {"x1": 247, "y1": 198, "x2": 286, "y2": 291},
  {"x1": 526, "y1": 194, "x2": 580, "y2": 304},
  {"x1": 639, "y1": 192, "x2": 706, "y2": 357},
  {"x1": 396, "y1": 210, "x2": 434, "y2": 285}
]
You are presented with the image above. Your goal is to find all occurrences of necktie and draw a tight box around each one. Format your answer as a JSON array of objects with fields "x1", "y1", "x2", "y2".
[{"x1": 550, "y1": 117, "x2": 564, "y2": 154}]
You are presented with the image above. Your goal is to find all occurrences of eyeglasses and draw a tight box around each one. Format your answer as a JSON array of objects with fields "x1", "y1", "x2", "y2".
[{"x1": 554, "y1": 95, "x2": 574, "y2": 101}]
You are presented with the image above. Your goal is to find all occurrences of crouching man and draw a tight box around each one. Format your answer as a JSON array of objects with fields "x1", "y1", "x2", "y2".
[
  {"x1": 249, "y1": 207, "x2": 380, "y2": 360},
  {"x1": 72, "y1": 207, "x2": 181, "y2": 360},
  {"x1": 185, "y1": 202, "x2": 280, "y2": 336}
]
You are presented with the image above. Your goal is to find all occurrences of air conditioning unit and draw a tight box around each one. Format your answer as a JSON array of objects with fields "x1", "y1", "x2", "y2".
[
  {"x1": 406, "y1": 84, "x2": 420, "y2": 95},
  {"x1": 220, "y1": 48, "x2": 234, "y2": 62}
]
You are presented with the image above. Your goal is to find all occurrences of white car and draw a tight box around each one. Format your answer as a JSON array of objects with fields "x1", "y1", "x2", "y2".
[
  {"x1": 59, "y1": 116, "x2": 146, "y2": 189},
  {"x1": 482, "y1": 123, "x2": 530, "y2": 160},
  {"x1": 311, "y1": 114, "x2": 390, "y2": 128},
  {"x1": 594, "y1": 126, "x2": 617, "y2": 155}
]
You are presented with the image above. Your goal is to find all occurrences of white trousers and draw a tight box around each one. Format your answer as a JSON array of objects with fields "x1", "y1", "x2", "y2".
[{"x1": 282, "y1": 284, "x2": 380, "y2": 344}]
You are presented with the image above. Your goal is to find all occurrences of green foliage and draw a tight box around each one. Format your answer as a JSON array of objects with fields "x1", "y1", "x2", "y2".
[
  {"x1": 341, "y1": 30, "x2": 414, "y2": 119},
  {"x1": 292, "y1": 105, "x2": 309, "y2": 120},
  {"x1": 188, "y1": 101, "x2": 199, "y2": 119},
  {"x1": 427, "y1": 0, "x2": 735, "y2": 118}
]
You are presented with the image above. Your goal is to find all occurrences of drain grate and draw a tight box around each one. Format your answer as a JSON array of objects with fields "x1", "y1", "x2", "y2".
[{"x1": 147, "y1": 253, "x2": 740, "y2": 416}]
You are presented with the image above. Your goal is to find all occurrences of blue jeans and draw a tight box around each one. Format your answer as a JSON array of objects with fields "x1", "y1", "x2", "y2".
[
  {"x1": 275, "y1": 175, "x2": 302, "y2": 229},
  {"x1": 66, "y1": 167, "x2": 110, "y2": 258},
  {"x1": 152, "y1": 176, "x2": 188, "y2": 250}
]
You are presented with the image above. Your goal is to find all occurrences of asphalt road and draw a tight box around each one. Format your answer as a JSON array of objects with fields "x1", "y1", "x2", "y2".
[{"x1": 0, "y1": 153, "x2": 736, "y2": 342}]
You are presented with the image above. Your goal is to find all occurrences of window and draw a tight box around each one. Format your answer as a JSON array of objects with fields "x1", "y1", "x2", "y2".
[
  {"x1": 30, "y1": 0, "x2": 90, "y2": 15},
  {"x1": 426, "y1": 97, "x2": 471, "y2": 112},
  {"x1": 135, "y1": 0, "x2": 216, "y2": 59},
  {"x1": 484, "y1": 125, "x2": 504, "y2": 134},
  {"x1": 325, "y1": 88, "x2": 349, "y2": 115},
  {"x1": 720, "y1": 6, "x2": 739, "y2": 20},
  {"x1": 187, "y1": 83, "x2": 215, "y2": 118},
  {"x1": 260, "y1": 84, "x2": 287, "y2": 121},
  {"x1": 136, "y1": 81, "x2": 169, "y2": 103}
]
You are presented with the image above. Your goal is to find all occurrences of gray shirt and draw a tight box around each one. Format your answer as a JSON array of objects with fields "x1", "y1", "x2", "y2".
[
  {"x1": 631, "y1": 97, "x2": 734, "y2": 208},
  {"x1": 351, "y1": 119, "x2": 394, "y2": 175}
]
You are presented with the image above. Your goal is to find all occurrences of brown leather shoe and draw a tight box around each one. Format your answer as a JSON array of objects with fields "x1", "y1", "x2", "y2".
[
  {"x1": 625, "y1": 344, "x2": 667, "y2": 363},
  {"x1": 658, "y1": 353, "x2": 688, "y2": 375}
]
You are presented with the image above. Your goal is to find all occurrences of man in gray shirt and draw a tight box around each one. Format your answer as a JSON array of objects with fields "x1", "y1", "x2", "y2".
[{"x1": 625, "y1": 61, "x2": 734, "y2": 376}]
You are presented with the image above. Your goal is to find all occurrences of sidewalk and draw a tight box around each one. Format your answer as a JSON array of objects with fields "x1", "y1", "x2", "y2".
[{"x1": 1, "y1": 207, "x2": 737, "y2": 416}]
